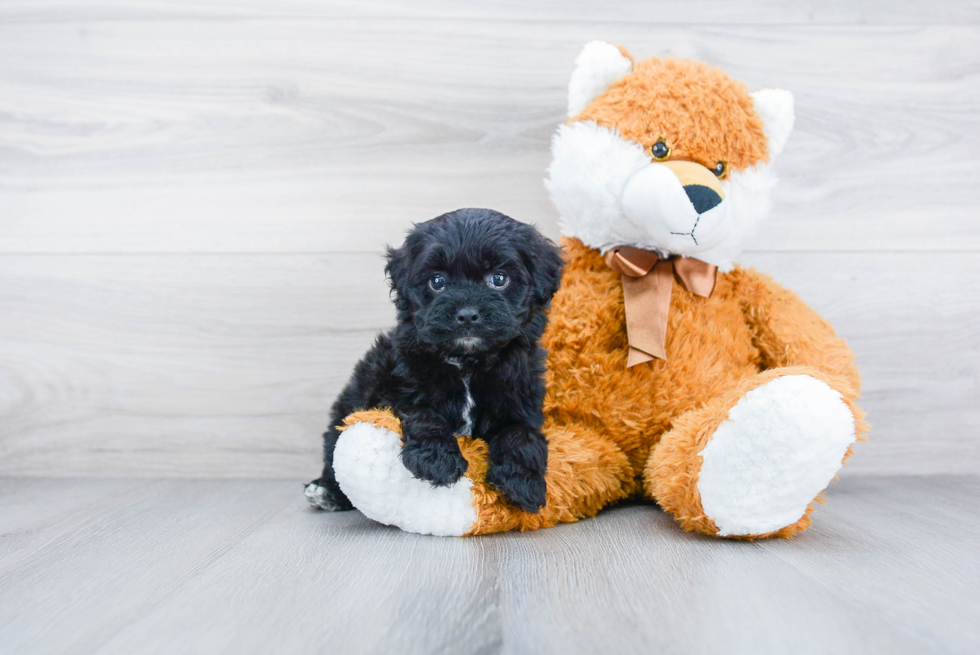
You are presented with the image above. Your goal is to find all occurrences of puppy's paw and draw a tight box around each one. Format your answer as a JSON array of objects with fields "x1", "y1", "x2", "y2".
[
  {"x1": 304, "y1": 479, "x2": 354, "y2": 511},
  {"x1": 485, "y1": 426, "x2": 548, "y2": 512},
  {"x1": 485, "y1": 465, "x2": 547, "y2": 513},
  {"x1": 400, "y1": 438, "x2": 468, "y2": 487}
]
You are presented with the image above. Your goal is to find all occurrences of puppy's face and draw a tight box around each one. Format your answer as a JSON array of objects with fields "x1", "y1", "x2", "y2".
[{"x1": 385, "y1": 209, "x2": 563, "y2": 356}]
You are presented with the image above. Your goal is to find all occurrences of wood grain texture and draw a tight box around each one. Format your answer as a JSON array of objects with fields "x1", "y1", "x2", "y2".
[
  {"x1": 0, "y1": 2, "x2": 977, "y2": 479},
  {"x1": 3, "y1": 0, "x2": 979, "y2": 24},
  {"x1": 0, "y1": 253, "x2": 394, "y2": 478},
  {"x1": 0, "y1": 475, "x2": 977, "y2": 654},
  {"x1": 0, "y1": 20, "x2": 977, "y2": 253},
  {"x1": 0, "y1": 252, "x2": 975, "y2": 478},
  {"x1": 0, "y1": 478, "x2": 297, "y2": 654},
  {"x1": 1, "y1": 6, "x2": 975, "y2": 653}
]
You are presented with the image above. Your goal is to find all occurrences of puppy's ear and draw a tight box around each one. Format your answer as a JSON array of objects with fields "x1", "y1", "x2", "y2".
[
  {"x1": 384, "y1": 244, "x2": 412, "y2": 313},
  {"x1": 522, "y1": 230, "x2": 565, "y2": 307}
]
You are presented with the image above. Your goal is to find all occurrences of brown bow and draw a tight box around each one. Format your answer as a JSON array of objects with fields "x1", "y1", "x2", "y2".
[{"x1": 604, "y1": 246, "x2": 718, "y2": 367}]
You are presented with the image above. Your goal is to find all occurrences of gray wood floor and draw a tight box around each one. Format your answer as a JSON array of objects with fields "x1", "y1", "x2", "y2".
[{"x1": 1, "y1": 475, "x2": 977, "y2": 655}]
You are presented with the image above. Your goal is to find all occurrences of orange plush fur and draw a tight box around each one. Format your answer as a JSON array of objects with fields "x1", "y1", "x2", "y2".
[
  {"x1": 341, "y1": 47, "x2": 865, "y2": 538},
  {"x1": 344, "y1": 238, "x2": 865, "y2": 537},
  {"x1": 577, "y1": 57, "x2": 769, "y2": 174}
]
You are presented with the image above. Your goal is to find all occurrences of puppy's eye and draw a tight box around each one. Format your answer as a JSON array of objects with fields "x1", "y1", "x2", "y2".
[
  {"x1": 486, "y1": 272, "x2": 509, "y2": 289},
  {"x1": 650, "y1": 140, "x2": 671, "y2": 161},
  {"x1": 429, "y1": 274, "x2": 446, "y2": 292},
  {"x1": 713, "y1": 161, "x2": 726, "y2": 178}
]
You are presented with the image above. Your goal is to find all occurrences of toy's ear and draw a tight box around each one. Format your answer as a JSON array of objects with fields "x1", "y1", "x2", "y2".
[
  {"x1": 567, "y1": 41, "x2": 634, "y2": 118},
  {"x1": 750, "y1": 88, "x2": 795, "y2": 161}
]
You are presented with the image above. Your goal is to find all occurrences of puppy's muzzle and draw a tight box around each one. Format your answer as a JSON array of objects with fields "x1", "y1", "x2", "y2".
[{"x1": 455, "y1": 307, "x2": 481, "y2": 325}]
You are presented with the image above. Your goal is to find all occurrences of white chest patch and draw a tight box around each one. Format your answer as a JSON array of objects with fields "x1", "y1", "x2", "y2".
[
  {"x1": 445, "y1": 357, "x2": 476, "y2": 437},
  {"x1": 459, "y1": 373, "x2": 475, "y2": 437}
]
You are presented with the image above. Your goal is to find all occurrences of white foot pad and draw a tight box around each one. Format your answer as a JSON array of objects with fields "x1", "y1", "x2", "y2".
[
  {"x1": 697, "y1": 375, "x2": 856, "y2": 536},
  {"x1": 333, "y1": 422, "x2": 478, "y2": 537}
]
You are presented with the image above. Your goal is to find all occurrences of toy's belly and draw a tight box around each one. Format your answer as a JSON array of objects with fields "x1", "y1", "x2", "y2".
[{"x1": 542, "y1": 258, "x2": 760, "y2": 470}]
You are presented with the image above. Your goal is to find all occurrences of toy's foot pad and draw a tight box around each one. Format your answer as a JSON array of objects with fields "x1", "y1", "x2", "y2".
[
  {"x1": 334, "y1": 421, "x2": 477, "y2": 536},
  {"x1": 697, "y1": 374, "x2": 856, "y2": 537}
]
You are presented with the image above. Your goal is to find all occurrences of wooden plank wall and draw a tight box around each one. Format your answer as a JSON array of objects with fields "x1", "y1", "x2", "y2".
[{"x1": 1, "y1": 1, "x2": 977, "y2": 478}]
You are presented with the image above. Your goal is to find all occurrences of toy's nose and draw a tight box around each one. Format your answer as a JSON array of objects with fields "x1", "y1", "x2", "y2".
[
  {"x1": 660, "y1": 160, "x2": 725, "y2": 214},
  {"x1": 456, "y1": 307, "x2": 481, "y2": 325},
  {"x1": 684, "y1": 184, "x2": 723, "y2": 214}
]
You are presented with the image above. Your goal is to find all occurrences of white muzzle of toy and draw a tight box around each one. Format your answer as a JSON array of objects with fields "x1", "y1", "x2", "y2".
[
  {"x1": 621, "y1": 160, "x2": 732, "y2": 256},
  {"x1": 545, "y1": 120, "x2": 779, "y2": 271}
]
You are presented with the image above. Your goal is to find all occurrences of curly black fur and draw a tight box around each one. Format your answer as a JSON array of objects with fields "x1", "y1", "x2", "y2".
[{"x1": 307, "y1": 208, "x2": 564, "y2": 513}]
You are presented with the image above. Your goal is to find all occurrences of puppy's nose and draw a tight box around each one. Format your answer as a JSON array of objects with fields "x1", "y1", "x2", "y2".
[
  {"x1": 683, "y1": 184, "x2": 723, "y2": 215},
  {"x1": 455, "y1": 307, "x2": 481, "y2": 325}
]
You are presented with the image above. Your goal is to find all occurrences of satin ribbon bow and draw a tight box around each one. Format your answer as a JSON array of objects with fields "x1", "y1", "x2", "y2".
[{"x1": 604, "y1": 246, "x2": 718, "y2": 367}]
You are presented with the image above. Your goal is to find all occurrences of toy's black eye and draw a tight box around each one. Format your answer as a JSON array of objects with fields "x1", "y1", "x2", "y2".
[
  {"x1": 429, "y1": 274, "x2": 446, "y2": 291},
  {"x1": 650, "y1": 140, "x2": 671, "y2": 161},
  {"x1": 713, "y1": 161, "x2": 726, "y2": 177},
  {"x1": 486, "y1": 272, "x2": 509, "y2": 289}
]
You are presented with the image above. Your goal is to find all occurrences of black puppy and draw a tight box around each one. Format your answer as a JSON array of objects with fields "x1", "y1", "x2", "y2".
[{"x1": 305, "y1": 208, "x2": 563, "y2": 513}]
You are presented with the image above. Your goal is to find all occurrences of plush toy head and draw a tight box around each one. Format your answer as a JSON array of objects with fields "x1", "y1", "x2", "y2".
[{"x1": 546, "y1": 42, "x2": 795, "y2": 270}]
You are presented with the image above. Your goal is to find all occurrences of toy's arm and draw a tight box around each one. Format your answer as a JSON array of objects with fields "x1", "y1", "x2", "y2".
[{"x1": 733, "y1": 268, "x2": 861, "y2": 397}]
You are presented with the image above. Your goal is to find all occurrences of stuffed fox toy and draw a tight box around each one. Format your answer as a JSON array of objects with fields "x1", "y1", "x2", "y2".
[{"x1": 329, "y1": 42, "x2": 866, "y2": 538}]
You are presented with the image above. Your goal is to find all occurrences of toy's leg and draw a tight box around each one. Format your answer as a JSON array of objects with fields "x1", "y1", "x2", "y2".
[
  {"x1": 644, "y1": 367, "x2": 865, "y2": 539},
  {"x1": 333, "y1": 409, "x2": 632, "y2": 536}
]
